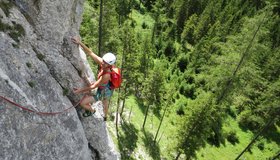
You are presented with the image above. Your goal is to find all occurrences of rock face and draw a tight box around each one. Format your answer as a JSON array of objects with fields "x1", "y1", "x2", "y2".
[{"x1": 0, "y1": 0, "x2": 119, "y2": 159}]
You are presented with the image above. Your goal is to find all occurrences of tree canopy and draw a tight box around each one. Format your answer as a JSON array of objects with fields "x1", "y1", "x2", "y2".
[{"x1": 80, "y1": 0, "x2": 280, "y2": 159}]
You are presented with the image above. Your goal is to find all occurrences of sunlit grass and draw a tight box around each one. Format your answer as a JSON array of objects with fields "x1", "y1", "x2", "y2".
[
  {"x1": 196, "y1": 116, "x2": 279, "y2": 160},
  {"x1": 108, "y1": 94, "x2": 185, "y2": 159},
  {"x1": 108, "y1": 93, "x2": 279, "y2": 160}
]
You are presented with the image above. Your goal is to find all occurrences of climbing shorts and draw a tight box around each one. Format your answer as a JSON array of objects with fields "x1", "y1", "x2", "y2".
[{"x1": 94, "y1": 85, "x2": 113, "y2": 101}]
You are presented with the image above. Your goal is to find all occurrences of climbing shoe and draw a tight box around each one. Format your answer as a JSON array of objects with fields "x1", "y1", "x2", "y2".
[{"x1": 82, "y1": 109, "x2": 96, "y2": 117}]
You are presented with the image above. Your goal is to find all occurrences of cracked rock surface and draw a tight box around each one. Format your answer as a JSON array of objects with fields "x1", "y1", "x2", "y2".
[{"x1": 0, "y1": 0, "x2": 119, "y2": 159}]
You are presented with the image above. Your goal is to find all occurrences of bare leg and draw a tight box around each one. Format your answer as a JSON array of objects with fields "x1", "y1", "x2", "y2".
[
  {"x1": 80, "y1": 95, "x2": 95, "y2": 112},
  {"x1": 102, "y1": 99, "x2": 109, "y2": 120}
]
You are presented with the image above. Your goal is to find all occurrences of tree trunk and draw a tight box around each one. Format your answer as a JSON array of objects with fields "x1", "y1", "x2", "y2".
[
  {"x1": 120, "y1": 98, "x2": 126, "y2": 117},
  {"x1": 216, "y1": 12, "x2": 264, "y2": 104},
  {"x1": 154, "y1": 104, "x2": 168, "y2": 142},
  {"x1": 142, "y1": 105, "x2": 150, "y2": 129},
  {"x1": 235, "y1": 115, "x2": 276, "y2": 160},
  {"x1": 157, "y1": 131, "x2": 164, "y2": 143},
  {"x1": 151, "y1": 8, "x2": 159, "y2": 45},
  {"x1": 116, "y1": 88, "x2": 121, "y2": 136},
  {"x1": 144, "y1": 50, "x2": 147, "y2": 78},
  {"x1": 175, "y1": 151, "x2": 181, "y2": 160},
  {"x1": 116, "y1": 87, "x2": 121, "y2": 116},
  {"x1": 128, "y1": 104, "x2": 133, "y2": 123},
  {"x1": 120, "y1": 84, "x2": 127, "y2": 117},
  {"x1": 118, "y1": 6, "x2": 121, "y2": 26},
  {"x1": 119, "y1": 28, "x2": 126, "y2": 117},
  {"x1": 98, "y1": 0, "x2": 103, "y2": 56}
]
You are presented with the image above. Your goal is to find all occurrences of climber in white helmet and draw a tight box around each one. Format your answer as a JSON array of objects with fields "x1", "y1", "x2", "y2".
[{"x1": 71, "y1": 36, "x2": 116, "y2": 121}]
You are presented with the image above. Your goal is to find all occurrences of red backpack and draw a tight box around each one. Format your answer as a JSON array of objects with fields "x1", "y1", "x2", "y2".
[
  {"x1": 99, "y1": 66, "x2": 122, "y2": 89},
  {"x1": 109, "y1": 66, "x2": 122, "y2": 89}
]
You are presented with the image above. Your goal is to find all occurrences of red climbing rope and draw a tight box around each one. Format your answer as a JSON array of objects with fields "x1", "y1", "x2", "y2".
[{"x1": 0, "y1": 95, "x2": 83, "y2": 116}]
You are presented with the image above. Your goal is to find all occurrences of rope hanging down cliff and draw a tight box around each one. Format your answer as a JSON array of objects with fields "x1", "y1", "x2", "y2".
[{"x1": 0, "y1": 95, "x2": 84, "y2": 115}]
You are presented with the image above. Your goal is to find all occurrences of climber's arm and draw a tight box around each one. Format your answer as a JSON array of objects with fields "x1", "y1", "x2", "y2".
[
  {"x1": 71, "y1": 37, "x2": 103, "y2": 65},
  {"x1": 73, "y1": 74, "x2": 110, "y2": 94}
]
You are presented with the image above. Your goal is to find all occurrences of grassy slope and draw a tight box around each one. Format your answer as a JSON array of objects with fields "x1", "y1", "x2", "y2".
[
  {"x1": 197, "y1": 117, "x2": 279, "y2": 160},
  {"x1": 108, "y1": 94, "x2": 279, "y2": 160}
]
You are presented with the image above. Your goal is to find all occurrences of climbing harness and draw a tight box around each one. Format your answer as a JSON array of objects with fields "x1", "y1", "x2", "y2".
[{"x1": 0, "y1": 95, "x2": 85, "y2": 116}]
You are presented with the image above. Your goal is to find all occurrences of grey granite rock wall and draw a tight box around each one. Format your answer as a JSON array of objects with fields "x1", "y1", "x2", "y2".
[{"x1": 0, "y1": 0, "x2": 119, "y2": 159}]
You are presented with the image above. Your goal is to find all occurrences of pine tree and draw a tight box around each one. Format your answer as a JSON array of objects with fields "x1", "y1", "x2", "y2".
[{"x1": 142, "y1": 60, "x2": 165, "y2": 129}]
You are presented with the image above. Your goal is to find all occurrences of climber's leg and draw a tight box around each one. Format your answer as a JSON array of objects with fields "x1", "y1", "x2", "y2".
[
  {"x1": 102, "y1": 99, "x2": 109, "y2": 121},
  {"x1": 80, "y1": 95, "x2": 96, "y2": 112}
]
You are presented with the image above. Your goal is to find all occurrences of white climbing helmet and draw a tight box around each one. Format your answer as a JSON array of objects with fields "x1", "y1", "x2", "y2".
[{"x1": 102, "y1": 52, "x2": 116, "y2": 65}]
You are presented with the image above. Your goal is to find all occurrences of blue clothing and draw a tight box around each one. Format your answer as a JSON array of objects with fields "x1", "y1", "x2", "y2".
[{"x1": 94, "y1": 83, "x2": 113, "y2": 101}]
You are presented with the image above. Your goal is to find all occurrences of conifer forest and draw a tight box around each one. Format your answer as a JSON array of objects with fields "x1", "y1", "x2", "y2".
[{"x1": 80, "y1": 0, "x2": 280, "y2": 159}]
